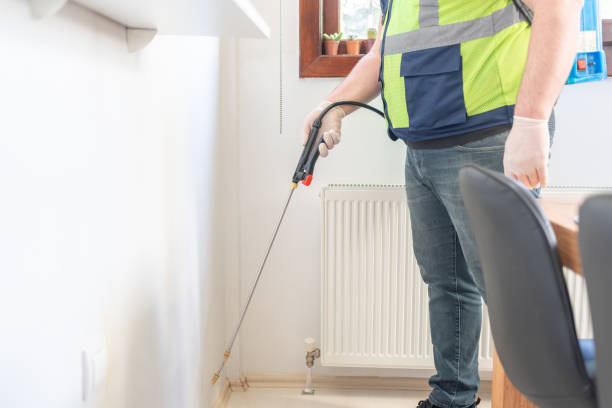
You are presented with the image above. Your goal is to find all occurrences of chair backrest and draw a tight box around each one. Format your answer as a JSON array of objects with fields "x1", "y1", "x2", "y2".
[
  {"x1": 580, "y1": 195, "x2": 612, "y2": 408},
  {"x1": 459, "y1": 165, "x2": 596, "y2": 408}
]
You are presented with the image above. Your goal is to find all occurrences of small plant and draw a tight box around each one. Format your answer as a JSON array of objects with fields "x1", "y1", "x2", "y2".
[
  {"x1": 323, "y1": 32, "x2": 343, "y2": 41},
  {"x1": 345, "y1": 34, "x2": 361, "y2": 55},
  {"x1": 323, "y1": 32, "x2": 343, "y2": 55}
]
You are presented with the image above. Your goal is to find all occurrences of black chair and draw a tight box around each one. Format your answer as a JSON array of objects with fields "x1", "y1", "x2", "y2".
[
  {"x1": 580, "y1": 195, "x2": 612, "y2": 408},
  {"x1": 459, "y1": 165, "x2": 597, "y2": 408}
]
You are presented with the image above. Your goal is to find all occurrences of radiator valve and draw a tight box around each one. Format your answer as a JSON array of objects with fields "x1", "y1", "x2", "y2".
[{"x1": 303, "y1": 337, "x2": 320, "y2": 395}]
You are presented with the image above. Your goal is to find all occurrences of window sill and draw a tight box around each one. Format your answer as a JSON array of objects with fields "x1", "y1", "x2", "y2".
[{"x1": 301, "y1": 55, "x2": 364, "y2": 78}]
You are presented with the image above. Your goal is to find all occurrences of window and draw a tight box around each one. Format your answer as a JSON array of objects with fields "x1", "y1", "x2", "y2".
[
  {"x1": 602, "y1": 0, "x2": 612, "y2": 19},
  {"x1": 300, "y1": 0, "x2": 380, "y2": 78},
  {"x1": 340, "y1": 0, "x2": 380, "y2": 39}
]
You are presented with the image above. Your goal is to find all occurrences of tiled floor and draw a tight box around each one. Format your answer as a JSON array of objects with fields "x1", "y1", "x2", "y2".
[{"x1": 226, "y1": 388, "x2": 492, "y2": 408}]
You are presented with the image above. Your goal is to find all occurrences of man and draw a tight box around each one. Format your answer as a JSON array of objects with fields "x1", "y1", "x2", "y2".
[{"x1": 302, "y1": 1, "x2": 583, "y2": 407}]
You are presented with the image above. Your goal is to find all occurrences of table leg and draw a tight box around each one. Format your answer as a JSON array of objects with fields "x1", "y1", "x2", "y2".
[{"x1": 492, "y1": 350, "x2": 537, "y2": 408}]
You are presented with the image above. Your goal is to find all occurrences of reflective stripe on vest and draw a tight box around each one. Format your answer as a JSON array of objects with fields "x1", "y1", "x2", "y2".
[
  {"x1": 380, "y1": 0, "x2": 531, "y2": 143},
  {"x1": 385, "y1": 4, "x2": 525, "y2": 55}
]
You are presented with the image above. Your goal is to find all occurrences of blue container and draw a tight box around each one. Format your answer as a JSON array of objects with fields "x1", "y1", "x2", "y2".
[{"x1": 566, "y1": 0, "x2": 608, "y2": 84}]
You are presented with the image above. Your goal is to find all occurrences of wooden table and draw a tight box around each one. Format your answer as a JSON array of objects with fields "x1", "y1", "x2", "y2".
[
  {"x1": 492, "y1": 197, "x2": 583, "y2": 408},
  {"x1": 538, "y1": 199, "x2": 583, "y2": 275}
]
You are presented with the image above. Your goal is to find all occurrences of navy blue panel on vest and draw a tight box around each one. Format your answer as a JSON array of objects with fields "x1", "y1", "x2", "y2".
[
  {"x1": 401, "y1": 45, "x2": 467, "y2": 130},
  {"x1": 380, "y1": 0, "x2": 388, "y2": 17},
  {"x1": 388, "y1": 105, "x2": 515, "y2": 143},
  {"x1": 400, "y1": 45, "x2": 462, "y2": 75}
]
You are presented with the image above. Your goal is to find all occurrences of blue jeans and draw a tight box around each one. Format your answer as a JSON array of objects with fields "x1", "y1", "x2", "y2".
[{"x1": 404, "y1": 122, "x2": 554, "y2": 407}]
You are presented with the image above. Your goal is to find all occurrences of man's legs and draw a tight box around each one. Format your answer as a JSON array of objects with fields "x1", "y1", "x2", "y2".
[
  {"x1": 406, "y1": 117, "x2": 555, "y2": 408},
  {"x1": 405, "y1": 145, "x2": 484, "y2": 408},
  {"x1": 424, "y1": 131, "x2": 510, "y2": 301}
]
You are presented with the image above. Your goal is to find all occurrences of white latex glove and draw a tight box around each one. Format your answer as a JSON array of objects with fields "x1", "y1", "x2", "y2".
[
  {"x1": 302, "y1": 101, "x2": 346, "y2": 158},
  {"x1": 503, "y1": 116, "x2": 550, "y2": 189}
]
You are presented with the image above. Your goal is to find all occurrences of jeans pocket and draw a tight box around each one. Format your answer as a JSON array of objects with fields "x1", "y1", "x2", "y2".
[{"x1": 401, "y1": 45, "x2": 467, "y2": 130}]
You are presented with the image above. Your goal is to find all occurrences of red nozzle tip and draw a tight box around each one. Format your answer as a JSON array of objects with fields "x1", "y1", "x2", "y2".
[{"x1": 302, "y1": 174, "x2": 313, "y2": 186}]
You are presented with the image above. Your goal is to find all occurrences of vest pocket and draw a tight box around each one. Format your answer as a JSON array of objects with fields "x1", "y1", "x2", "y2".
[{"x1": 401, "y1": 44, "x2": 467, "y2": 130}]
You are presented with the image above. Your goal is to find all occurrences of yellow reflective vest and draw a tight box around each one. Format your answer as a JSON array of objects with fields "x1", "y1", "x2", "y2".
[{"x1": 379, "y1": 0, "x2": 531, "y2": 142}]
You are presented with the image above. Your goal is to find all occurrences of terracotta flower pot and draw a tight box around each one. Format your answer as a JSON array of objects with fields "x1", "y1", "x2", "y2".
[
  {"x1": 324, "y1": 40, "x2": 340, "y2": 55},
  {"x1": 346, "y1": 40, "x2": 361, "y2": 55},
  {"x1": 363, "y1": 39, "x2": 375, "y2": 54}
]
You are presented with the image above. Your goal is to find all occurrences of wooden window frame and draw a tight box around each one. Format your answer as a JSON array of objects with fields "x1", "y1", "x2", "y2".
[{"x1": 300, "y1": 0, "x2": 364, "y2": 78}]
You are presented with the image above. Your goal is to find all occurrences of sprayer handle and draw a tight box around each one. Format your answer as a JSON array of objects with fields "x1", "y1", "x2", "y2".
[
  {"x1": 291, "y1": 101, "x2": 385, "y2": 187},
  {"x1": 301, "y1": 136, "x2": 324, "y2": 186},
  {"x1": 292, "y1": 122, "x2": 321, "y2": 184}
]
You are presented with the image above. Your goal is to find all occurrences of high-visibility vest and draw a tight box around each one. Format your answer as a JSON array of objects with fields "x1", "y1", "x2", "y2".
[{"x1": 379, "y1": 0, "x2": 531, "y2": 142}]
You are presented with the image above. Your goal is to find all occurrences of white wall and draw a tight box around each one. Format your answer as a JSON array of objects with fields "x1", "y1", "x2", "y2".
[
  {"x1": 550, "y1": 80, "x2": 612, "y2": 187},
  {"x1": 0, "y1": 1, "x2": 237, "y2": 407},
  {"x1": 233, "y1": 0, "x2": 612, "y2": 379}
]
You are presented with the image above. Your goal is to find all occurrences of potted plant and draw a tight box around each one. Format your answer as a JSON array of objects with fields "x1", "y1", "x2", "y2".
[
  {"x1": 346, "y1": 34, "x2": 361, "y2": 55},
  {"x1": 363, "y1": 28, "x2": 377, "y2": 53},
  {"x1": 323, "y1": 32, "x2": 342, "y2": 56}
]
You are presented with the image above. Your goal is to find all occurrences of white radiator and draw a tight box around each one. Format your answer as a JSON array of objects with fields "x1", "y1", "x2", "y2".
[{"x1": 321, "y1": 185, "x2": 603, "y2": 371}]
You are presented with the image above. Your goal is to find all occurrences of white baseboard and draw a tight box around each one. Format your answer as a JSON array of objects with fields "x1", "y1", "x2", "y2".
[
  {"x1": 229, "y1": 374, "x2": 491, "y2": 393},
  {"x1": 228, "y1": 376, "x2": 249, "y2": 392},
  {"x1": 212, "y1": 375, "x2": 491, "y2": 407}
]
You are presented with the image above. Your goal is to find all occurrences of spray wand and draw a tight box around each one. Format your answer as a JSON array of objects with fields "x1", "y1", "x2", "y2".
[{"x1": 211, "y1": 101, "x2": 385, "y2": 385}]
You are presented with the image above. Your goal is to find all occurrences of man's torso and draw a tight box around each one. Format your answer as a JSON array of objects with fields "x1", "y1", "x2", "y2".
[{"x1": 378, "y1": 0, "x2": 531, "y2": 147}]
